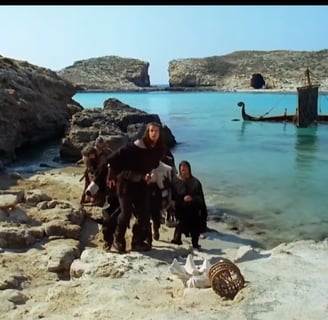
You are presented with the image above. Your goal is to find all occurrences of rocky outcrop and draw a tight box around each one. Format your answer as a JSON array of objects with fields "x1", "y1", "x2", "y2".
[
  {"x1": 0, "y1": 56, "x2": 83, "y2": 164},
  {"x1": 168, "y1": 50, "x2": 328, "y2": 91},
  {"x1": 60, "y1": 98, "x2": 177, "y2": 162},
  {"x1": 57, "y1": 56, "x2": 150, "y2": 91},
  {"x1": 169, "y1": 57, "x2": 233, "y2": 88},
  {"x1": 0, "y1": 190, "x2": 84, "y2": 250}
]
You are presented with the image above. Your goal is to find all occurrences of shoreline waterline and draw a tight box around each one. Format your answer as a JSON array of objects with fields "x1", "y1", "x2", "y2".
[
  {"x1": 5, "y1": 90, "x2": 328, "y2": 251},
  {"x1": 3, "y1": 160, "x2": 299, "y2": 251}
]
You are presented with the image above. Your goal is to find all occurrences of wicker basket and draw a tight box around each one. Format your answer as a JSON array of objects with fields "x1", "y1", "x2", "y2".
[{"x1": 208, "y1": 259, "x2": 245, "y2": 299}]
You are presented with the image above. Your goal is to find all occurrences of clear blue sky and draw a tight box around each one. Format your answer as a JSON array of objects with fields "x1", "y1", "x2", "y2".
[{"x1": 1, "y1": 5, "x2": 328, "y2": 84}]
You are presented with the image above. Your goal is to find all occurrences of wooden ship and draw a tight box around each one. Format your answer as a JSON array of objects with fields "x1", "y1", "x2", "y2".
[{"x1": 237, "y1": 69, "x2": 328, "y2": 127}]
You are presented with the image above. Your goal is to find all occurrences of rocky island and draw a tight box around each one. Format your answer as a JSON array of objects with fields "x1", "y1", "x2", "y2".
[{"x1": 57, "y1": 50, "x2": 328, "y2": 91}]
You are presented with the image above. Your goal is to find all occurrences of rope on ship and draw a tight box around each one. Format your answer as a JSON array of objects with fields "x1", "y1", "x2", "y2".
[{"x1": 259, "y1": 96, "x2": 289, "y2": 117}]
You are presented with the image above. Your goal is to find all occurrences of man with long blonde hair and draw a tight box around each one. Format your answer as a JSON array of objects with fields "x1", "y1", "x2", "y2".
[{"x1": 106, "y1": 122, "x2": 165, "y2": 253}]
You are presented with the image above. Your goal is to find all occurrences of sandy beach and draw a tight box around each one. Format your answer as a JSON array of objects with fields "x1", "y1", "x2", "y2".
[{"x1": 0, "y1": 165, "x2": 327, "y2": 319}]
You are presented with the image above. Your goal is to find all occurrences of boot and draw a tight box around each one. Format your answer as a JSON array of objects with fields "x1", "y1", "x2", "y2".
[
  {"x1": 131, "y1": 242, "x2": 151, "y2": 252},
  {"x1": 192, "y1": 232, "x2": 201, "y2": 249},
  {"x1": 132, "y1": 223, "x2": 152, "y2": 251},
  {"x1": 112, "y1": 229, "x2": 126, "y2": 254},
  {"x1": 102, "y1": 226, "x2": 114, "y2": 249},
  {"x1": 103, "y1": 242, "x2": 112, "y2": 252},
  {"x1": 171, "y1": 227, "x2": 182, "y2": 245},
  {"x1": 153, "y1": 225, "x2": 160, "y2": 241},
  {"x1": 192, "y1": 239, "x2": 201, "y2": 249},
  {"x1": 145, "y1": 224, "x2": 153, "y2": 247},
  {"x1": 112, "y1": 238, "x2": 126, "y2": 253}
]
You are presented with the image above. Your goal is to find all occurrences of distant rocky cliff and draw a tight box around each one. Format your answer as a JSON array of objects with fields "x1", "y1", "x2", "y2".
[
  {"x1": 56, "y1": 50, "x2": 328, "y2": 92},
  {"x1": 57, "y1": 56, "x2": 150, "y2": 91},
  {"x1": 168, "y1": 50, "x2": 328, "y2": 91}
]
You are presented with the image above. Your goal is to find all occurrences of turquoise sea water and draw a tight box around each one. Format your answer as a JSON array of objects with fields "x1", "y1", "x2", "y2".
[{"x1": 73, "y1": 91, "x2": 328, "y2": 248}]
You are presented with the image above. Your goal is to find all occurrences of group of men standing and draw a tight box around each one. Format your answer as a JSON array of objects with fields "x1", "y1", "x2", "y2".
[{"x1": 80, "y1": 122, "x2": 208, "y2": 253}]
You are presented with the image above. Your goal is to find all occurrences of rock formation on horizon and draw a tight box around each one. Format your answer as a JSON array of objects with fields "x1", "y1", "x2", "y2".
[
  {"x1": 55, "y1": 50, "x2": 328, "y2": 92},
  {"x1": 168, "y1": 50, "x2": 328, "y2": 91},
  {"x1": 57, "y1": 56, "x2": 150, "y2": 91}
]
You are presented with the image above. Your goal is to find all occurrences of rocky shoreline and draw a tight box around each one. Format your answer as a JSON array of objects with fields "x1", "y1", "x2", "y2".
[
  {"x1": 0, "y1": 166, "x2": 327, "y2": 319},
  {"x1": 77, "y1": 86, "x2": 328, "y2": 94}
]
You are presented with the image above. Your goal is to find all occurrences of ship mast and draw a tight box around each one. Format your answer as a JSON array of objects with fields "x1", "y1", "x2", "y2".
[{"x1": 305, "y1": 68, "x2": 311, "y2": 86}]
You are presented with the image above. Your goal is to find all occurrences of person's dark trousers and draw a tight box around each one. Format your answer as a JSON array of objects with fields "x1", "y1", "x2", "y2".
[
  {"x1": 171, "y1": 205, "x2": 183, "y2": 244},
  {"x1": 114, "y1": 180, "x2": 149, "y2": 251},
  {"x1": 149, "y1": 183, "x2": 162, "y2": 241},
  {"x1": 171, "y1": 224, "x2": 183, "y2": 245},
  {"x1": 113, "y1": 181, "x2": 134, "y2": 252},
  {"x1": 80, "y1": 170, "x2": 90, "y2": 204},
  {"x1": 172, "y1": 203, "x2": 201, "y2": 247},
  {"x1": 130, "y1": 182, "x2": 151, "y2": 248},
  {"x1": 199, "y1": 210, "x2": 208, "y2": 233},
  {"x1": 102, "y1": 195, "x2": 120, "y2": 248},
  {"x1": 189, "y1": 224, "x2": 201, "y2": 248}
]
